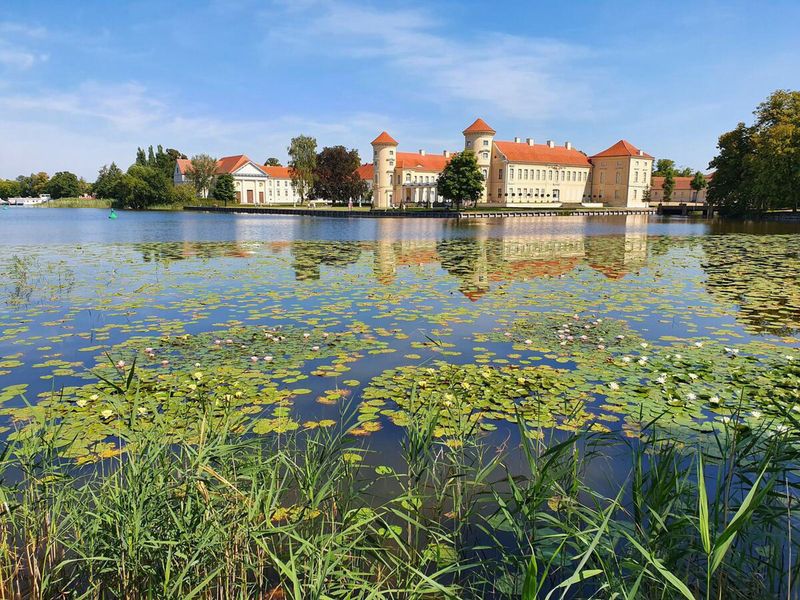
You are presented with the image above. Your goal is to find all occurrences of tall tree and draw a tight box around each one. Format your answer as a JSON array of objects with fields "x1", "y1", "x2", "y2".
[
  {"x1": 436, "y1": 151, "x2": 484, "y2": 210},
  {"x1": 264, "y1": 157, "x2": 282, "y2": 167},
  {"x1": 212, "y1": 173, "x2": 236, "y2": 204},
  {"x1": 707, "y1": 123, "x2": 757, "y2": 215},
  {"x1": 312, "y1": 146, "x2": 366, "y2": 204},
  {"x1": 135, "y1": 147, "x2": 147, "y2": 166},
  {"x1": 94, "y1": 163, "x2": 125, "y2": 199},
  {"x1": 690, "y1": 171, "x2": 708, "y2": 202},
  {"x1": 288, "y1": 135, "x2": 317, "y2": 205},
  {"x1": 662, "y1": 168, "x2": 676, "y2": 203},
  {"x1": 117, "y1": 164, "x2": 172, "y2": 209},
  {"x1": 652, "y1": 159, "x2": 676, "y2": 176},
  {"x1": 186, "y1": 154, "x2": 218, "y2": 198},
  {"x1": 46, "y1": 171, "x2": 81, "y2": 199}
]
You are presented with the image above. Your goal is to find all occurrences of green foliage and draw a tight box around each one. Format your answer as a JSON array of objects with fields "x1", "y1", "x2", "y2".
[
  {"x1": 15, "y1": 171, "x2": 49, "y2": 197},
  {"x1": 211, "y1": 172, "x2": 236, "y2": 203},
  {"x1": 264, "y1": 157, "x2": 282, "y2": 166},
  {"x1": 186, "y1": 154, "x2": 218, "y2": 198},
  {"x1": 709, "y1": 89, "x2": 800, "y2": 215},
  {"x1": 116, "y1": 164, "x2": 173, "y2": 209},
  {"x1": 45, "y1": 170, "x2": 81, "y2": 199},
  {"x1": 288, "y1": 135, "x2": 317, "y2": 204},
  {"x1": 0, "y1": 179, "x2": 20, "y2": 199},
  {"x1": 93, "y1": 162, "x2": 125, "y2": 199},
  {"x1": 436, "y1": 150, "x2": 484, "y2": 209},
  {"x1": 691, "y1": 171, "x2": 708, "y2": 201},
  {"x1": 312, "y1": 145, "x2": 366, "y2": 204},
  {"x1": 663, "y1": 168, "x2": 675, "y2": 202},
  {"x1": 170, "y1": 182, "x2": 197, "y2": 205}
]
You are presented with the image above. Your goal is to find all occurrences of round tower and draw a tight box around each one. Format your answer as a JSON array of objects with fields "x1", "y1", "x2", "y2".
[
  {"x1": 462, "y1": 118, "x2": 496, "y2": 204},
  {"x1": 371, "y1": 131, "x2": 399, "y2": 209}
]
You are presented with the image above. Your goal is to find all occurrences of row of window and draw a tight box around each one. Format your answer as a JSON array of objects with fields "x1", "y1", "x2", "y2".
[{"x1": 503, "y1": 168, "x2": 586, "y2": 183}]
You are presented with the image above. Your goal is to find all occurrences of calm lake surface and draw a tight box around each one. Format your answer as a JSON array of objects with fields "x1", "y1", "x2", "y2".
[{"x1": 0, "y1": 209, "x2": 798, "y2": 464}]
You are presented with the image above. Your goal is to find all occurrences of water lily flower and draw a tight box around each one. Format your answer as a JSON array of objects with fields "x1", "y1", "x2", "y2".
[
  {"x1": 76, "y1": 399, "x2": 88, "y2": 408},
  {"x1": 322, "y1": 332, "x2": 329, "y2": 338},
  {"x1": 504, "y1": 332, "x2": 513, "y2": 337},
  {"x1": 640, "y1": 343, "x2": 648, "y2": 349},
  {"x1": 751, "y1": 410, "x2": 763, "y2": 419},
  {"x1": 656, "y1": 374, "x2": 667, "y2": 385},
  {"x1": 580, "y1": 335, "x2": 588, "y2": 341},
  {"x1": 775, "y1": 424, "x2": 789, "y2": 434},
  {"x1": 137, "y1": 407, "x2": 148, "y2": 415},
  {"x1": 786, "y1": 355, "x2": 795, "y2": 361},
  {"x1": 694, "y1": 342, "x2": 704, "y2": 348},
  {"x1": 709, "y1": 396, "x2": 721, "y2": 405},
  {"x1": 608, "y1": 382, "x2": 620, "y2": 391},
  {"x1": 161, "y1": 360, "x2": 169, "y2": 366},
  {"x1": 89, "y1": 394, "x2": 99, "y2": 401},
  {"x1": 311, "y1": 345, "x2": 320, "y2": 351},
  {"x1": 193, "y1": 371, "x2": 203, "y2": 380},
  {"x1": 145, "y1": 347, "x2": 153, "y2": 353},
  {"x1": 674, "y1": 354, "x2": 682, "y2": 360},
  {"x1": 616, "y1": 335, "x2": 625, "y2": 340},
  {"x1": 251, "y1": 356, "x2": 259, "y2": 362},
  {"x1": 418, "y1": 380, "x2": 428, "y2": 388},
  {"x1": 116, "y1": 360, "x2": 126, "y2": 368},
  {"x1": 226, "y1": 339, "x2": 233, "y2": 344},
  {"x1": 637, "y1": 357, "x2": 648, "y2": 365},
  {"x1": 188, "y1": 384, "x2": 197, "y2": 391},
  {"x1": 214, "y1": 339, "x2": 222, "y2": 345},
  {"x1": 597, "y1": 344, "x2": 605, "y2": 350},
  {"x1": 622, "y1": 356, "x2": 632, "y2": 363},
  {"x1": 303, "y1": 333, "x2": 311, "y2": 339},
  {"x1": 263, "y1": 355, "x2": 273, "y2": 362},
  {"x1": 524, "y1": 339, "x2": 532, "y2": 345},
  {"x1": 687, "y1": 392, "x2": 697, "y2": 401},
  {"x1": 689, "y1": 373, "x2": 698, "y2": 380},
  {"x1": 100, "y1": 409, "x2": 114, "y2": 419}
]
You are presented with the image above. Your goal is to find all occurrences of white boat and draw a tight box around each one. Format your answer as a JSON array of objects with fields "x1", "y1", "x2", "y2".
[{"x1": 6, "y1": 194, "x2": 51, "y2": 206}]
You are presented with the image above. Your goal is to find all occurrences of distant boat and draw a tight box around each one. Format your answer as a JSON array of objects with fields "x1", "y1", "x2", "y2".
[{"x1": 6, "y1": 194, "x2": 51, "y2": 206}]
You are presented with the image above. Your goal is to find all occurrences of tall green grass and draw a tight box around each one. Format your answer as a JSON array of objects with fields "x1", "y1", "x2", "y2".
[{"x1": 0, "y1": 388, "x2": 797, "y2": 598}]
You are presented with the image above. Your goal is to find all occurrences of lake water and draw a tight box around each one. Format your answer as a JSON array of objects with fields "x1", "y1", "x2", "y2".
[{"x1": 0, "y1": 209, "x2": 798, "y2": 463}]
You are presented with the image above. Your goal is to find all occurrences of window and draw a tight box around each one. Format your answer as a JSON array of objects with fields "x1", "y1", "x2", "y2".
[
  {"x1": 389, "y1": 150, "x2": 394, "y2": 156},
  {"x1": 615, "y1": 171, "x2": 621, "y2": 184},
  {"x1": 510, "y1": 168, "x2": 514, "y2": 180},
  {"x1": 466, "y1": 141, "x2": 472, "y2": 147},
  {"x1": 498, "y1": 187, "x2": 502, "y2": 196},
  {"x1": 600, "y1": 172, "x2": 605, "y2": 184},
  {"x1": 634, "y1": 171, "x2": 639, "y2": 182},
  {"x1": 483, "y1": 139, "x2": 489, "y2": 146},
  {"x1": 548, "y1": 170, "x2": 553, "y2": 180},
  {"x1": 482, "y1": 168, "x2": 487, "y2": 179},
  {"x1": 560, "y1": 171, "x2": 565, "y2": 181},
  {"x1": 406, "y1": 173, "x2": 411, "y2": 182},
  {"x1": 634, "y1": 189, "x2": 638, "y2": 199},
  {"x1": 536, "y1": 169, "x2": 541, "y2": 180},
  {"x1": 498, "y1": 169, "x2": 503, "y2": 180}
]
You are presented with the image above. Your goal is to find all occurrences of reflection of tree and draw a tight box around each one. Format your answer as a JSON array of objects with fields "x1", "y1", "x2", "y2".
[
  {"x1": 290, "y1": 241, "x2": 363, "y2": 281},
  {"x1": 435, "y1": 238, "x2": 489, "y2": 299},
  {"x1": 700, "y1": 235, "x2": 800, "y2": 335},
  {"x1": 135, "y1": 242, "x2": 251, "y2": 263},
  {"x1": 584, "y1": 234, "x2": 648, "y2": 279}
]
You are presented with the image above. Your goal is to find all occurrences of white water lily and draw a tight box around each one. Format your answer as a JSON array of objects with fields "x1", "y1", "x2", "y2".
[
  {"x1": 524, "y1": 339, "x2": 532, "y2": 345},
  {"x1": 694, "y1": 342, "x2": 704, "y2": 347},
  {"x1": 100, "y1": 409, "x2": 114, "y2": 419},
  {"x1": 687, "y1": 392, "x2": 697, "y2": 401},
  {"x1": 640, "y1": 343, "x2": 648, "y2": 348},
  {"x1": 616, "y1": 335, "x2": 625, "y2": 340},
  {"x1": 688, "y1": 373, "x2": 698, "y2": 380},
  {"x1": 656, "y1": 374, "x2": 667, "y2": 385},
  {"x1": 311, "y1": 345, "x2": 320, "y2": 351},
  {"x1": 637, "y1": 357, "x2": 648, "y2": 365},
  {"x1": 674, "y1": 354, "x2": 683, "y2": 360},
  {"x1": 622, "y1": 356, "x2": 632, "y2": 363},
  {"x1": 76, "y1": 399, "x2": 88, "y2": 408},
  {"x1": 709, "y1": 396, "x2": 721, "y2": 405},
  {"x1": 251, "y1": 356, "x2": 259, "y2": 362},
  {"x1": 785, "y1": 355, "x2": 795, "y2": 361},
  {"x1": 116, "y1": 360, "x2": 126, "y2": 368},
  {"x1": 263, "y1": 355, "x2": 273, "y2": 362},
  {"x1": 303, "y1": 333, "x2": 311, "y2": 339},
  {"x1": 608, "y1": 382, "x2": 620, "y2": 391},
  {"x1": 751, "y1": 410, "x2": 763, "y2": 419}
]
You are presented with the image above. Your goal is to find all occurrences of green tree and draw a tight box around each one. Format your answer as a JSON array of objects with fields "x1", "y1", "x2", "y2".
[
  {"x1": 676, "y1": 166, "x2": 694, "y2": 177},
  {"x1": 94, "y1": 163, "x2": 125, "y2": 199},
  {"x1": 436, "y1": 151, "x2": 484, "y2": 210},
  {"x1": 662, "y1": 169, "x2": 676, "y2": 203},
  {"x1": 0, "y1": 179, "x2": 20, "y2": 199},
  {"x1": 288, "y1": 135, "x2": 317, "y2": 205},
  {"x1": 135, "y1": 147, "x2": 147, "y2": 166},
  {"x1": 186, "y1": 154, "x2": 218, "y2": 198},
  {"x1": 170, "y1": 183, "x2": 196, "y2": 206},
  {"x1": 653, "y1": 159, "x2": 676, "y2": 176},
  {"x1": 264, "y1": 157, "x2": 282, "y2": 167},
  {"x1": 212, "y1": 173, "x2": 236, "y2": 204},
  {"x1": 690, "y1": 171, "x2": 708, "y2": 203},
  {"x1": 312, "y1": 146, "x2": 366, "y2": 204},
  {"x1": 46, "y1": 171, "x2": 81, "y2": 199},
  {"x1": 117, "y1": 165, "x2": 172, "y2": 209}
]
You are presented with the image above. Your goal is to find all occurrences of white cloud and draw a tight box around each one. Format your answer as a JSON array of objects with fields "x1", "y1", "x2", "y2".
[
  {"x1": 265, "y1": 2, "x2": 598, "y2": 121},
  {"x1": 0, "y1": 21, "x2": 49, "y2": 70}
]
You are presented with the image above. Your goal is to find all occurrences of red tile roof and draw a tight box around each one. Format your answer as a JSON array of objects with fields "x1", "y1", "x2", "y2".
[
  {"x1": 494, "y1": 141, "x2": 590, "y2": 167},
  {"x1": 651, "y1": 174, "x2": 712, "y2": 191},
  {"x1": 215, "y1": 154, "x2": 252, "y2": 174},
  {"x1": 463, "y1": 118, "x2": 496, "y2": 135},
  {"x1": 357, "y1": 163, "x2": 374, "y2": 180},
  {"x1": 260, "y1": 165, "x2": 292, "y2": 179},
  {"x1": 590, "y1": 140, "x2": 653, "y2": 159},
  {"x1": 371, "y1": 131, "x2": 398, "y2": 145},
  {"x1": 176, "y1": 158, "x2": 192, "y2": 175},
  {"x1": 396, "y1": 152, "x2": 451, "y2": 172}
]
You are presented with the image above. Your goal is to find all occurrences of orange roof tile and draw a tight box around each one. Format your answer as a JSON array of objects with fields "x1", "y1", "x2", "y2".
[
  {"x1": 396, "y1": 152, "x2": 451, "y2": 172},
  {"x1": 176, "y1": 158, "x2": 192, "y2": 175},
  {"x1": 260, "y1": 165, "x2": 292, "y2": 178},
  {"x1": 463, "y1": 118, "x2": 496, "y2": 135},
  {"x1": 357, "y1": 163, "x2": 374, "y2": 180},
  {"x1": 651, "y1": 174, "x2": 712, "y2": 191},
  {"x1": 590, "y1": 140, "x2": 653, "y2": 159},
  {"x1": 215, "y1": 154, "x2": 252, "y2": 174},
  {"x1": 371, "y1": 131, "x2": 398, "y2": 145},
  {"x1": 494, "y1": 141, "x2": 590, "y2": 167}
]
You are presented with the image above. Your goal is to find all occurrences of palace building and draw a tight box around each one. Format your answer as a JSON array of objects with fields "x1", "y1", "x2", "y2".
[
  {"x1": 174, "y1": 154, "x2": 300, "y2": 204},
  {"x1": 369, "y1": 118, "x2": 654, "y2": 209}
]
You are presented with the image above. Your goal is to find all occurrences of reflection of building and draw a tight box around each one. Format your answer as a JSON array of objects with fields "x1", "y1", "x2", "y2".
[
  {"x1": 368, "y1": 118, "x2": 653, "y2": 210},
  {"x1": 649, "y1": 175, "x2": 713, "y2": 203},
  {"x1": 369, "y1": 216, "x2": 651, "y2": 299},
  {"x1": 175, "y1": 154, "x2": 300, "y2": 204}
]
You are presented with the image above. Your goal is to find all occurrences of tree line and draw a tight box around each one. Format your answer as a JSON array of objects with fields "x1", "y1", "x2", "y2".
[
  {"x1": 286, "y1": 135, "x2": 369, "y2": 205},
  {"x1": 707, "y1": 89, "x2": 800, "y2": 215}
]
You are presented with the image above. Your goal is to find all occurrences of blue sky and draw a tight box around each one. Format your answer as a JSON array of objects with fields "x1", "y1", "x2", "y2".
[{"x1": 1, "y1": 0, "x2": 799, "y2": 179}]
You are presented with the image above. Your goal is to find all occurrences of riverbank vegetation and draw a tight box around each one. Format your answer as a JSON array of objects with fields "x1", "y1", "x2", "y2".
[
  {"x1": 1, "y1": 383, "x2": 797, "y2": 599},
  {"x1": 708, "y1": 89, "x2": 800, "y2": 216}
]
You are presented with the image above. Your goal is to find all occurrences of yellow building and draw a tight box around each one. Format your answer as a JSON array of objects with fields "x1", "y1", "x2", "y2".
[{"x1": 370, "y1": 118, "x2": 655, "y2": 210}]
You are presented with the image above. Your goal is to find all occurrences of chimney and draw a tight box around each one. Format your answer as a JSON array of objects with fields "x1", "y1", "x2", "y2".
[
  {"x1": 547, "y1": 140, "x2": 555, "y2": 148},
  {"x1": 526, "y1": 138, "x2": 534, "y2": 146},
  {"x1": 443, "y1": 150, "x2": 450, "y2": 158},
  {"x1": 638, "y1": 150, "x2": 644, "y2": 156},
  {"x1": 514, "y1": 136, "x2": 521, "y2": 143},
  {"x1": 565, "y1": 141, "x2": 572, "y2": 150},
  {"x1": 419, "y1": 149, "x2": 426, "y2": 156}
]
